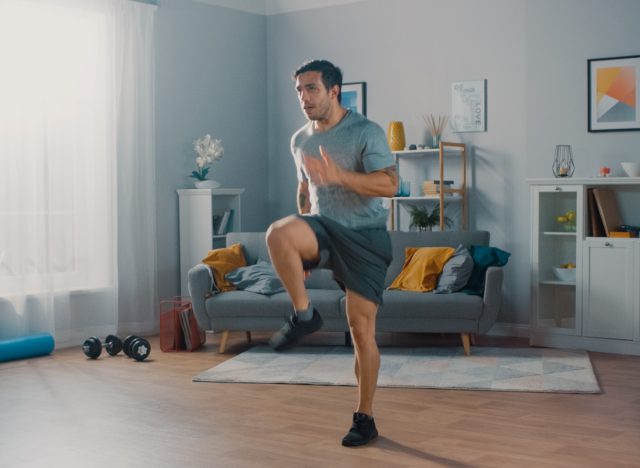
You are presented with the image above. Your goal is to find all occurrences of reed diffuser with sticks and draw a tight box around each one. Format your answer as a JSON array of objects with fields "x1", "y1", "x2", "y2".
[{"x1": 423, "y1": 114, "x2": 448, "y2": 148}]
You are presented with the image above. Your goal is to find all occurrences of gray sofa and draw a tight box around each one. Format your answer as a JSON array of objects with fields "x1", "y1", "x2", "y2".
[{"x1": 188, "y1": 230, "x2": 504, "y2": 355}]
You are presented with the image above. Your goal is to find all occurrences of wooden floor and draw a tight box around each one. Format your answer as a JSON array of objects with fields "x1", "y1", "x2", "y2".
[{"x1": 1, "y1": 332, "x2": 639, "y2": 468}]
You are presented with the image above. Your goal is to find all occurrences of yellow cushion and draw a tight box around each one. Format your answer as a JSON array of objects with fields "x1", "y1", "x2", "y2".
[
  {"x1": 388, "y1": 246, "x2": 456, "y2": 292},
  {"x1": 201, "y1": 243, "x2": 247, "y2": 292}
]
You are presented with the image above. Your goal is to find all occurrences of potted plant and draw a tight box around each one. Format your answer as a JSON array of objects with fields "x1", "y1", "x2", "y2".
[
  {"x1": 190, "y1": 134, "x2": 224, "y2": 188},
  {"x1": 408, "y1": 204, "x2": 453, "y2": 231}
]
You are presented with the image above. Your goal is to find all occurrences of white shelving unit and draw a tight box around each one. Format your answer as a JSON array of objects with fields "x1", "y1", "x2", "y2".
[
  {"x1": 389, "y1": 142, "x2": 467, "y2": 231},
  {"x1": 528, "y1": 177, "x2": 640, "y2": 355},
  {"x1": 177, "y1": 188, "x2": 244, "y2": 296}
]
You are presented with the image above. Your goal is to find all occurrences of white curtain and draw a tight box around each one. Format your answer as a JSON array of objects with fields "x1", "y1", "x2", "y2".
[{"x1": 0, "y1": 0, "x2": 157, "y2": 348}]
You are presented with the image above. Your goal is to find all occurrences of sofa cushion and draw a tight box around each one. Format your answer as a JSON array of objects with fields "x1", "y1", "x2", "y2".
[
  {"x1": 378, "y1": 289, "x2": 483, "y2": 320},
  {"x1": 434, "y1": 244, "x2": 474, "y2": 294},
  {"x1": 201, "y1": 243, "x2": 247, "y2": 292},
  {"x1": 388, "y1": 246, "x2": 455, "y2": 292},
  {"x1": 225, "y1": 259, "x2": 284, "y2": 295},
  {"x1": 384, "y1": 231, "x2": 490, "y2": 286},
  {"x1": 464, "y1": 245, "x2": 511, "y2": 295},
  {"x1": 207, "y1": 289, "x2": 345, "y2": 320}
]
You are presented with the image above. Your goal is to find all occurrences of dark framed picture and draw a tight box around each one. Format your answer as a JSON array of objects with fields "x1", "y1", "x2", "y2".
[
  {"x1": 342, "y1": 82, "x2": 367, "y2": 116},
  {"x1": 588, "y1": 55, "x2": 640, "y2": 132}
]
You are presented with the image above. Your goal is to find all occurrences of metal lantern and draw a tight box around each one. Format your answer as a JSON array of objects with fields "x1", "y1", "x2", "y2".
[{"x1": 552, "y1": 145, "x2": 575, "y2": 178}]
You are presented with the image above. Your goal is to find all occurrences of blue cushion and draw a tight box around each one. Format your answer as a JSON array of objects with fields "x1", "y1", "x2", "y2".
[
  {"x1": 464, "y1": 245, "x2": 510, "y2": 295},
  {"x1": 225, "y1": 260, "x2": 285, "y2": 295}
]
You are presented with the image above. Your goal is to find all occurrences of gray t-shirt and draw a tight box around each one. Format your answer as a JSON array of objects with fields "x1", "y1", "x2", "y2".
[{"x1": 291, "y1": 111, "x2": 394, "y2": 229}]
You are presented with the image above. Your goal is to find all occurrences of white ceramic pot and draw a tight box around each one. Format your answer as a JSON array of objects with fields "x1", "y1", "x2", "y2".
[{"x1": 194, "y1": 180, "x2": 221, "y2": 189}]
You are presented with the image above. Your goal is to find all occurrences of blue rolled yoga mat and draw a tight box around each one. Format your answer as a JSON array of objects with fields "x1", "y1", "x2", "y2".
[{"x1": 0, "y1": 333, "x2": 55, "y2": 362}]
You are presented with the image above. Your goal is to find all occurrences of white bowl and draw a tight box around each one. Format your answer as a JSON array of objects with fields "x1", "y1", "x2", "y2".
[
  {"x1": 194, "y1": 180, "x2": 221, "y2": 189},
  {"x1": 621, "y1": 162, "x2": 640, "y2": 177},
  {"x1": 553, "y1": 267, "x2": 576, "y2": 282}
]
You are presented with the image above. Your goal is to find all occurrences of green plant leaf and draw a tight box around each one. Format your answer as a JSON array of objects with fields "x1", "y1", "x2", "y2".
[{"x1": 408, "y1": 204, "x2": 453, "y2": 230}]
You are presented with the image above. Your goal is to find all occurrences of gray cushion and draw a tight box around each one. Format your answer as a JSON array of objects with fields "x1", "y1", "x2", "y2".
[
  {"x1": 434, "y1": 244, "x2": 474, "y2": 294},
  {"x1": 225, "y1": 259, "x2": 285, "y2": 295}
]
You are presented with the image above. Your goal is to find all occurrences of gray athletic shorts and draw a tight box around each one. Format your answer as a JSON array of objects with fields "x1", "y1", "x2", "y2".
[{"x1": 297, "y1": 214, "x2": 392, "y2": 305}]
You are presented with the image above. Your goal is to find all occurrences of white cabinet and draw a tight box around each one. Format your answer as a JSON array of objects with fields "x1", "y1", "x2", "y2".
[
  {"x1": 177, "y1": 188, "x2": 244, "y2": 296},
  {"x1": 390, "y1": 142, "x2": 467, "y2": 231},
  {"x1": 530, "y1": 184, "x2": 582, "y2": 336},
  {"x1": 582, "y1": 238, "x2": 637, "y2": 341},
  {"x1": 528, "y1": 177, "x2": 640, "y2": 355}
]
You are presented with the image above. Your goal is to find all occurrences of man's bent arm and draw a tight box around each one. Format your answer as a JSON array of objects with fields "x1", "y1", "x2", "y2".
[
  {"x1": 304, "y1": 147, "x2": 397, "y2": 198},
  {"x1": 338, "y1": 167, "x2": 397, "y2": 198}
]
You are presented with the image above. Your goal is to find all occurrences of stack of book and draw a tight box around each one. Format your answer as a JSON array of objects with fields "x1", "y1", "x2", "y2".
[
  {"x1": 212, "y1": 209, "x2": 235, "y2": 235},
  {"x1": 588, "y1": 188, "x2": 638, "y2": 237},
  {"x1": 423, "y1": 180, "x2": 454, "y2": 195}
]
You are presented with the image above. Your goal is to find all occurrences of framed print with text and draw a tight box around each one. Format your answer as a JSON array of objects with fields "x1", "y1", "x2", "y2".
[
  {"x1": 342, "y1": 82, "x2": 367, "y2": 116},
  {"x1": 451, "y1": 80, "x2": 487, "y2": 132},
  {"x1": 588, "y1": 55, "x2": 640, "y2": 132}
]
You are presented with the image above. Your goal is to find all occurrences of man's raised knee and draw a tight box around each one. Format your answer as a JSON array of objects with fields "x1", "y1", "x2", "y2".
[{"x1": 266, "y1": 218, "x2": 293, "y2": 251}]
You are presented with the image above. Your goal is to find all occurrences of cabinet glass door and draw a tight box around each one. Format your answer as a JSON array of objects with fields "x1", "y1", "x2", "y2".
[{"x1": 532, "y1": 185, "x2": 582, "y2": 334}]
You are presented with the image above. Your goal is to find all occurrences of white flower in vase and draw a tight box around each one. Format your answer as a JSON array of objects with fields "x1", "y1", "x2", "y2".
[{"x1": 190, "y1": 134, "x2": 224, "y2": 184}]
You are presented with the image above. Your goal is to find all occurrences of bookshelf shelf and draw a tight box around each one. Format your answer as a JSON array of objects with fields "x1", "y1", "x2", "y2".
[
  {"x1": 390, "y1": 142, "x2": 467, "y2": 231},
  {"x1": 177, "y1": 188, "x2": 244, "y2": 296}
]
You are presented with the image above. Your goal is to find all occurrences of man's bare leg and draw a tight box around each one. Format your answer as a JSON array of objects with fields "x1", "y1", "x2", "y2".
[
  {"x1": 266, "y1": 215, "x2": 324, "y2": 350},
  {"x1": 342, "y1": 289, "x2": 380, "y2": 446},
  {"x1": 345, "y1": 290, "x2": 379, "y2": 415},
  {"x1": 266, "y1": 215, "x2": 319, "y2": 310}
]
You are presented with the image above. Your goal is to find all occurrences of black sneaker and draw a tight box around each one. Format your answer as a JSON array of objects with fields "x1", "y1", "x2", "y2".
[
  {"x1": 341, "y1": 412, "x2": 378, "y2": 447},
  {"x1": 268, "y1": 308, "x2": 323, "y2": 351}
]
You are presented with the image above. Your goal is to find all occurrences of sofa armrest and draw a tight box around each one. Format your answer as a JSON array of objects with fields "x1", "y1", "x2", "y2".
[
  {"x1": 478, "y1": 266, "x2": 504, "y2": 333},
  {"x1": 187, "y1": 264, "x2": 215, "y2": 331}
]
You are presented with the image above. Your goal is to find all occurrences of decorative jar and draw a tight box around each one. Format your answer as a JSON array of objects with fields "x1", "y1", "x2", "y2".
[{"x1": 387, "y1": 121, "x2": 406, "y2": 151}]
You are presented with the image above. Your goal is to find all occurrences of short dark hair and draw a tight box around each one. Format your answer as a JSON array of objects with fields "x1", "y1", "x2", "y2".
[{"x1": 294, "y1": 59, "x2": 343, "y2": 103}]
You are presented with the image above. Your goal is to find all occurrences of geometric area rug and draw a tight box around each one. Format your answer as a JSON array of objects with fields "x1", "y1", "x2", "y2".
[{"x1": 193, "y1": 345, "x2": 600, "y2": 394}]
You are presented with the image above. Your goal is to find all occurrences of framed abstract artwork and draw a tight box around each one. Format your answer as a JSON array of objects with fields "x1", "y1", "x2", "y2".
[
  {"x1": 451, "y1": 80, "x2": 487, "y2": 132},
  {"x1": 588, "y1": 55, "x2": 640, "y2": 132},
  {"x1": 342, "y1": 82, "x2": 366, "y2": 116}
]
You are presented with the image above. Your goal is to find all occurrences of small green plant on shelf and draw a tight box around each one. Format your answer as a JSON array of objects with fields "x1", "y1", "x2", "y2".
[{"x1": 408, "y1": 205, "x2": 453, "y2": 232}]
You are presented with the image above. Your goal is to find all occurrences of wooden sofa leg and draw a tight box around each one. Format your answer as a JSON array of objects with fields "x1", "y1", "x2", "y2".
[
  {"x1": 461, "y1": 333, "x2": 471, "y2": 356},
  {"x1": 219, "y1": 330, "x2": 230, "y2": 353},
  {"x1": 245, "y1": 331, "x2": 252, "y2": 343}
]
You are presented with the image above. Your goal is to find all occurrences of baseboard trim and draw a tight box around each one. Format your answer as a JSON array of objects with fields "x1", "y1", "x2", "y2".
[{"x1": 487, "y1": 322, "x2": 529, "y2": 338}]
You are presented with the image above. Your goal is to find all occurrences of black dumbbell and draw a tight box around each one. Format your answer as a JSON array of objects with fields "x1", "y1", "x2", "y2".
[
  {"x1": 122, "y1": 335, "x2": 151, "y2": 361},
  {"x1": 82, "y1": 335, "x2": 123, "y2": 359}
]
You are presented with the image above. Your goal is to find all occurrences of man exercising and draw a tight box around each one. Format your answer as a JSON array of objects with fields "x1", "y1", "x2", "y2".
[{"x1": 266, "y1": 59, "x2": 397, "y2": 447}]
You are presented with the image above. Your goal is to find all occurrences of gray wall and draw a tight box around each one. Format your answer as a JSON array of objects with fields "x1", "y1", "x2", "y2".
[
  {"x1": 525, "y1": 0, "x2": 640, "y2": 178},
  {"x1": 155, "y1": 1, "x2": 269, "y2": 301},
  {"x1": 155, "y1": 0, "x2": 640, "y2": 331}
]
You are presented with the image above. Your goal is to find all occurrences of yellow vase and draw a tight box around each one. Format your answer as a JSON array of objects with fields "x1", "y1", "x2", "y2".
[{"x1": 387, "y1": 121, "x2": 406, "y2": 151}]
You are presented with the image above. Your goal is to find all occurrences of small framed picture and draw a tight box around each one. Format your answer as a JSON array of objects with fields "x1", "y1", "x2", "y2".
[
  {"x1": 588, "y1": 55, "x2": 640, "y2": 132},
  {"x1": 451, "y1": 80, "x2": 487, "y2": 132},
  {"x1": 342, "y1": 82, "x2": 367, "y2": 116}
]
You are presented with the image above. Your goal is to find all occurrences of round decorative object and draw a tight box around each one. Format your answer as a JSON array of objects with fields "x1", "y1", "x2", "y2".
[
  {"x1": 194, "y1": 179, "x2": 221, "y2": 189},
  {"x1": 387, "y1": 121, "x2": 406, "y2": 151}
]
